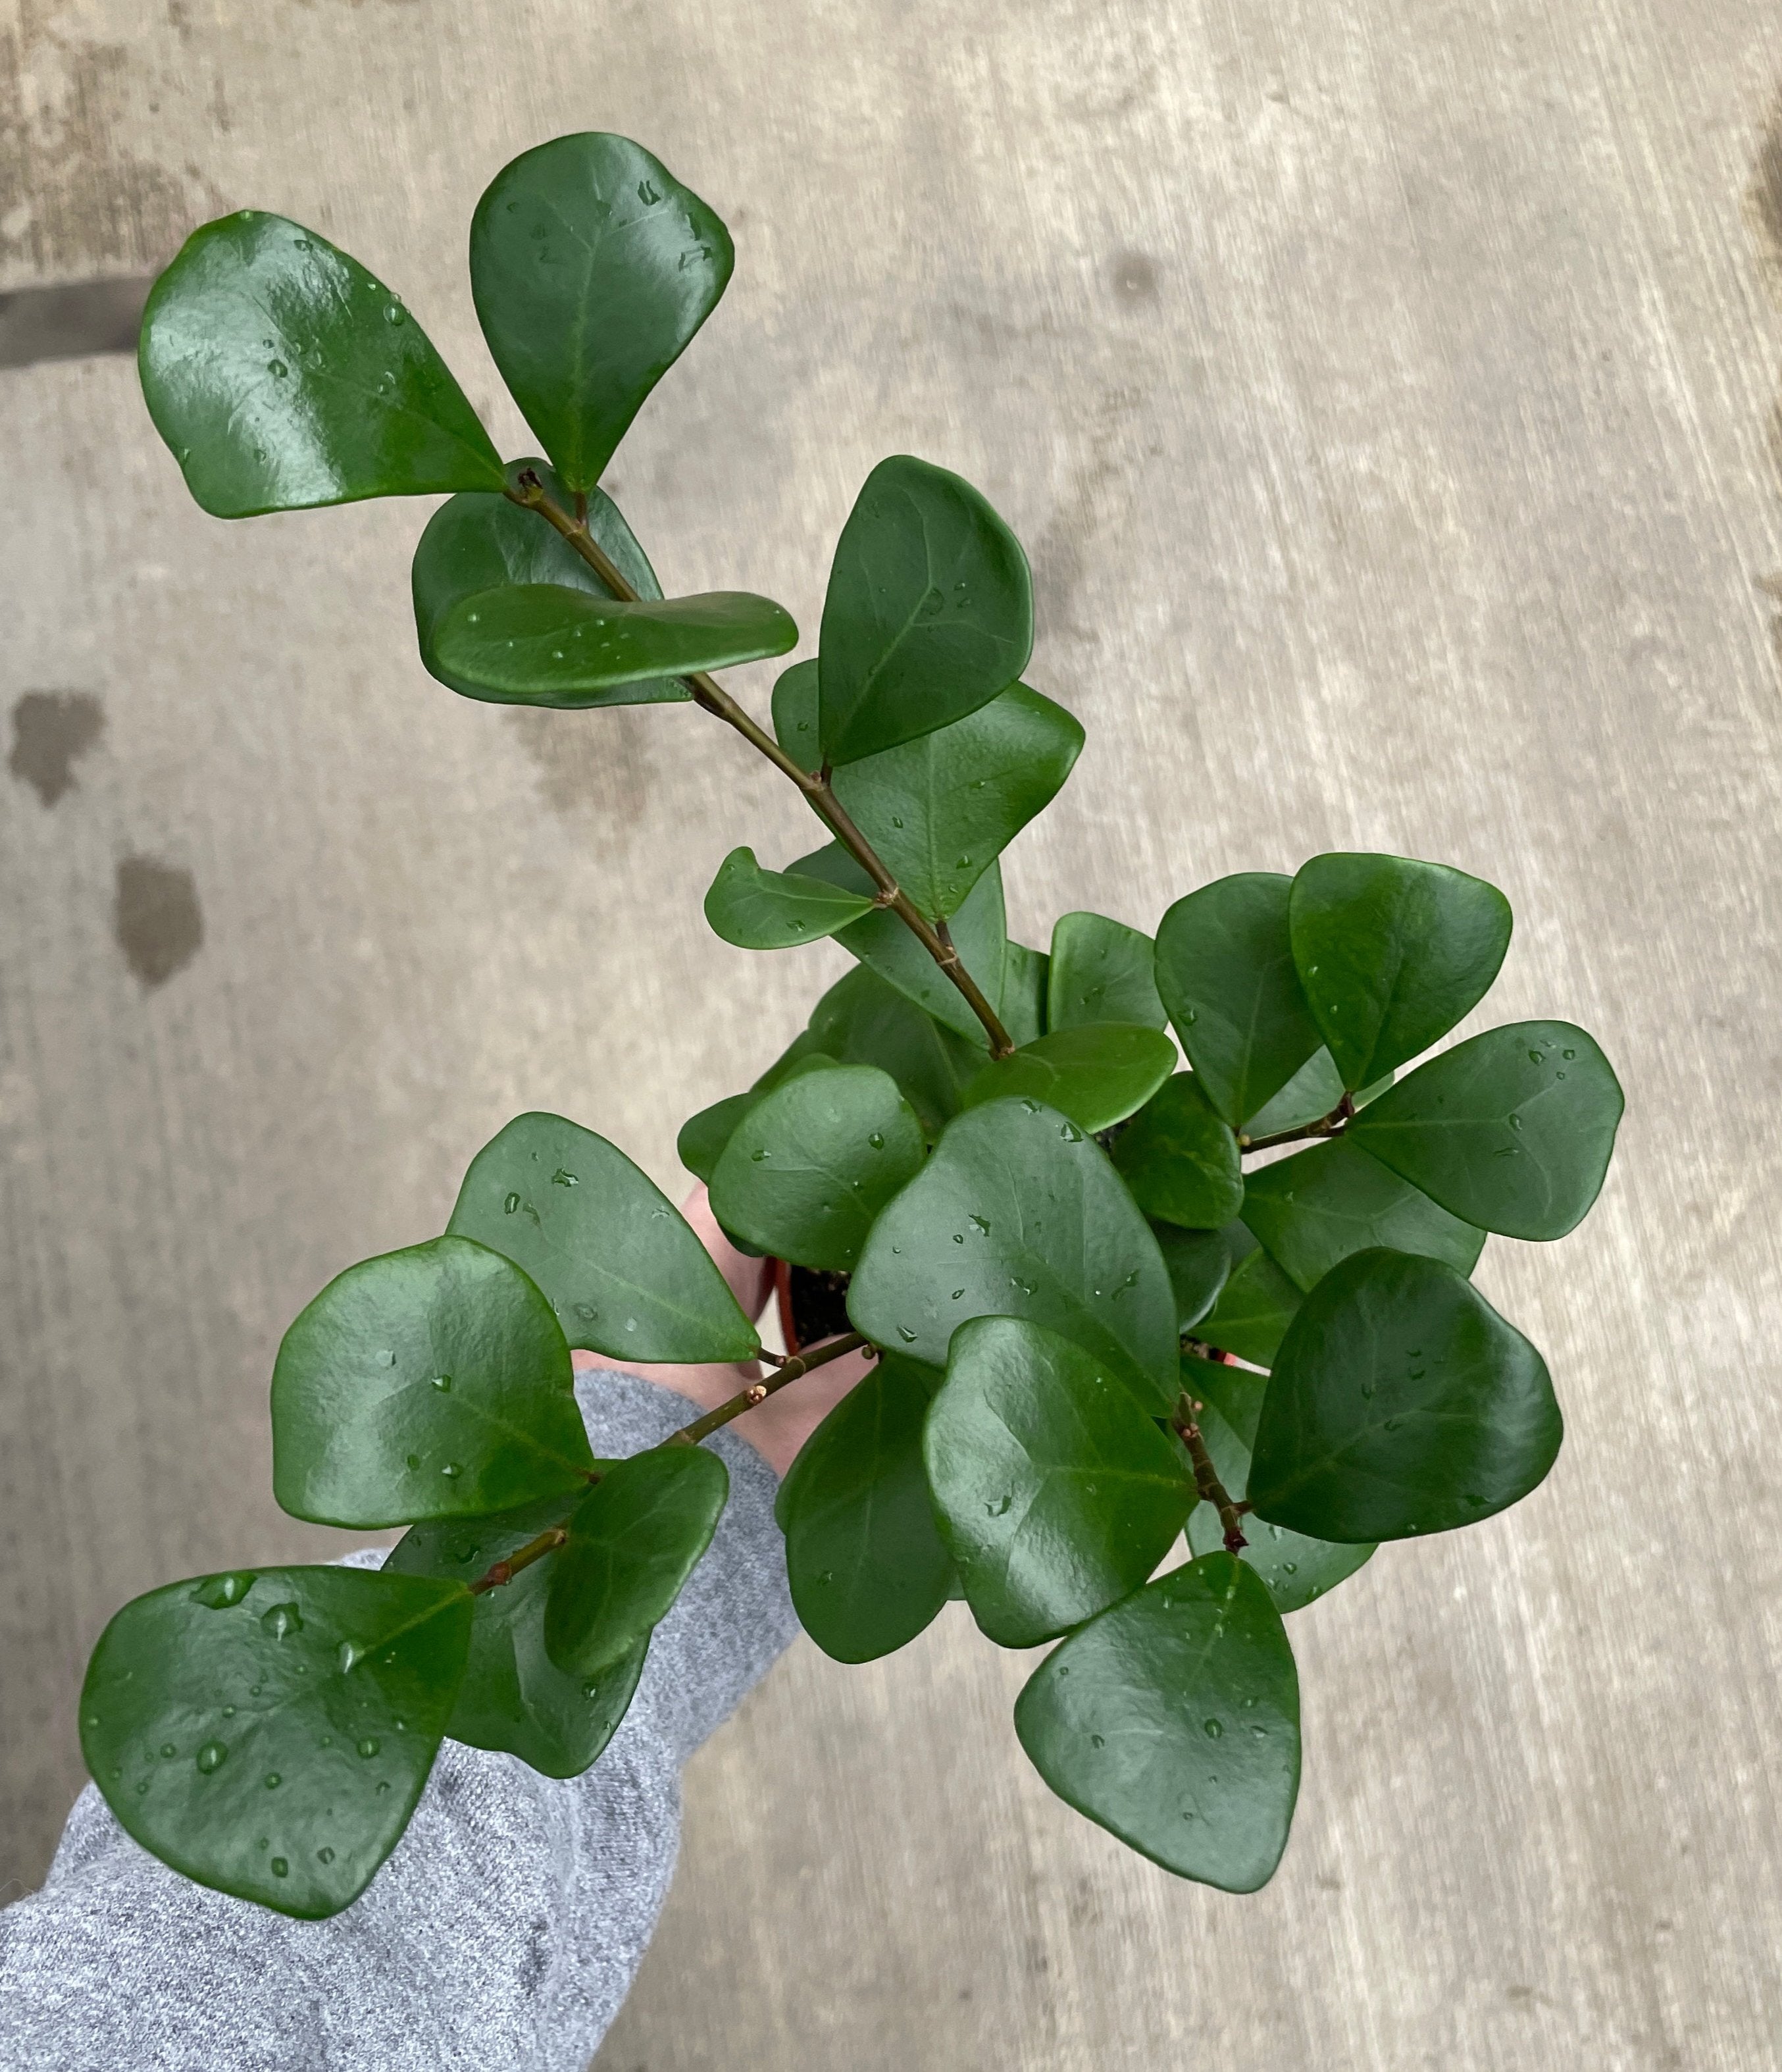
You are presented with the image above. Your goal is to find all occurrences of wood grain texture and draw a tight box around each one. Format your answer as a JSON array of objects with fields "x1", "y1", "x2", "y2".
[{"x1": 2, "y1": 1, "x2": 1779, "y2": 2063}]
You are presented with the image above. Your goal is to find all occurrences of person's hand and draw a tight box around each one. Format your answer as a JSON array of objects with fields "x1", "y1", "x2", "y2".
[{"x1": 571, "y1": 1183, "x2": 876, "y2": 1477}]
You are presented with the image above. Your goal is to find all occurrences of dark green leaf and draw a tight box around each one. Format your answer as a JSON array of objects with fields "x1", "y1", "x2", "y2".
[
  {"x1": 271, "y1": 1236, "x2": 594, "y2": 1527},
  {"x1": 771, "y1": 658, "x2": 823, "y2": 768},
  {"x1": 1014, "y1": 1553, "x2": 1299, "y2": 1892},
  {"x1": 1111, "y1": 1073, "x2": 1244, "y2": 1228},
  {"x1": 1155, "y1": 874, "x2": 1324, "y2": 1127},
  {"x1": 848, "y1": 1096, "x2": 1179, "y2": 1406},
  {"x1": 412, "y1": 461, "x2": 683, "y2": 706},
  {"x1": 998, "y1": 943, "x2": 1050, "y2": 1047},
  {"x1": 805, "y1": 964, "x2": 985, "y2": 1139},
  {"x1": 1196, "y1": 1224, "x2": 1302, "y2": 1366},
  {"x1": 1248, "y1": 1248, "x2": 1562, "y2": 1542},
  {"x1": 818, "y1": 455, "x2": 1034, "y2": 764},
  {"x1": 449, "y1": 1112, "x2": 759, "y2": 1362},
  {"x1": 925, "y1": 1318, "x2": 1192, "y2": 1647},
  {"x1": 792, "y1": 842, "x2": 1008, "y2": 1046},
  {"x1": 677, "y1": 1091, "x2": 758, "y2": 1186},
  {"x1": 1240, "y1": 1137, "x2": 1485, "y2": 1293},
  {"x1": 1289, "y1": 853, "x2": 1513, "y2": 1087},
  {"x1": 386, "y1": 1495, "x2": 646, "y2": 1778},
  {"x1": 544, "y1": 1447, "x2": 729, "y2": 1680},
  {"x1": 140, "y1": 213, "x2": 503, "y2": 517},
  {"x1": 708, "y1": 1064, "x2": 926, "y2": 1270},
  {"x1": 779, "y1": 1355, "x2": 953, "y2": 1662},
  {"x1": 1347, "y1": 1021, "x2": 1623, "y2": 1239},
  {"x1": 432, "y1": 582, "x2": 796, "y2": 708},
  {"x1": 1047, "y1": 913, "x2": 1169, "y2": 1032},
  {"x1": 828, "y1": 681, "x2": 1082, "y2": 918},
  {"x1": 1240, "y1": 1047, "x2": 1391, "y2": 1138},
  {"x1": 82, "y1": 1565, "x2": 471, "y2": 1918},
  {"x1": 962, "y1": 1024, "x2": 1175, "y2": 1135},
  {"x1": 1179, "y1": 1360, "x2": 1375, "y2": 1615},
  {"x1": 469, "y1": 133, "x2": 732, "y2": 493},
  {"x1": 1154, "y1": 1224, "x2": 1230, "y2": 1332},
  {"x1": 704, "y1": 846, "x2": 877, "y2": 949}
]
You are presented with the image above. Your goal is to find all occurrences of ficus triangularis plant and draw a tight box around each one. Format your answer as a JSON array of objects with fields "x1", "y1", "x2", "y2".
[{"x1": 82, "y1": 133, "x2": 1625, "y2": 1921}]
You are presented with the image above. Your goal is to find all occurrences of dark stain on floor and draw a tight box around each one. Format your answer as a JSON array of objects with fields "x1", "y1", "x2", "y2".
[
  {"x1": 114, "y1": 856, "x2": 203, "y2": 987},
  {"x1": 9, "y1": 690, "x2": 105, "y2": 805}
]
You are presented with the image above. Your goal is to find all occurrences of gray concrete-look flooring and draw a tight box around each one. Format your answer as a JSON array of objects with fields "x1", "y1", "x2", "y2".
[{"x1": 3, "y1": 3, "x2": 1779, "y2": 2067}]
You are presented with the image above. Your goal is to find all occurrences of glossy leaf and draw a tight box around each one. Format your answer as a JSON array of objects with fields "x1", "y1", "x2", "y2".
[
  {"x1": 1239, "y1": 1137, "x2": 1485, "y2": 1293},
  {"x1": 804, "y1": 965, "x2": 984, "y2": 1140},
  {"x1": 1289, "y1": 853, "x2": 1513, "y2": 1088},
  {"x1": 140, "y1": 212, "x2": 502, "y2": 517},
  {"x1": 449, "y1": 1112, "x2": 759, "y2": 1361},
  {"x1": 545, "y1": 1447, "x2": 730, "y2": 1680},
  {"x1": 470, "y1": 133, "x2": 733, "y2": 492},
  {"x1": 926, "y1": 1318, "x2": 1193, "y2": 1647},
  {"x1": 829, "y1": 675, "x2": 1082, "y2": 918},
  {"x1": 432, "y1": 581, "x2": 796, "y2": 708},
  {"x1": 1155, "y1": 874, "x2": 1324, "y2": 1127},
  {"x1": 962, "y1": 1024, "x2": 1175, "y2": 1135},
  {"x1": 412, "y1": 461, "x2": 683, "y2": 705},
  {"x1": 709, "y1": 1064, "x2": 926, "y2": 1271},
  {"x1": 386, "y1": 1495, "x2": 646, "y2": 1778},
  {"x1": 1196, "y1": 1224, "x2": 1302, "y2": 1366},
  {"x1": 1048, "y1": 913, "x2": 1169, "y2": 1032},
  {"x1": 1111, "y1": 1073, "x2": 1244, "y2": 1229},
  {"x1": 792, "y1": 842, "x2": 1008, "y2": 1046},
  {"x1": 1014, "y1": 1554, "x2": 1300, "y2": 1892},
  {"x1": 1248, "y1": 1249, "x2": 1562, "y2": 1542},
  {"x1": 818, "y1": 455, "x2": 1034, "y2": 764},
  {"x1": 1241, "y1": 1047, "x2": 1391, "y2": 1138},
  {"x1": 82, "y1": 1565, "x2": 471, "y2": 1918},
  {"x1": 779, "y1": 1356, "x2": 953, "y2": 1662},
  {"x1": 999, "y1": 943, "x2": 1050, "y2": 1047},
  {"x1": 704, "y1": 846, "x2": 876, "y2": 950},
  {"x1": 1348, "y1": 1021, "x2": 1623, "y2": 1239},
  {"x1": 676, "y1": 1054, "x2": 842, "y2": 1184},
  {"x1": 848, "y1": 1096, "x2": 1179, "y2": 1406},
  {"x1": 1180, "y1": 1360, "x2": 1375, "y2": 1615},
  {"x1": 271, "y1": 1236, "x2": 594, "y2": 1527},
  {"x1": 1154, "y1": 1224, "x2": 1231, "y2": 1333}
]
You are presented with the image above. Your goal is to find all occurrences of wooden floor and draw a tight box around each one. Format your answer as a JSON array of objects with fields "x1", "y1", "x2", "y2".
[{"x1": 3, "y1": 3, "x2": 1779, "y2": 2065}]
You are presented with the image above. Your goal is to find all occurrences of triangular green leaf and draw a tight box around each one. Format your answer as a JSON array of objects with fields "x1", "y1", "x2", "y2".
[
  {"x1": 1047, "y1": 912, "x2": 1169, "y2": 1032},
  {"x1": 1239, "y1": 1137, "x2": 1485, "y2": 1293},
  {"x1": 962, "y1": 1023, "x2": 1176, "y2": 1135},
  {"x1": 1111, "y1": 1072, "x2": 1244, "y2": 1229},
  {"x1": 271, "y1": 1236, "x2": 594, "y2": 1527},
  {"x1": 449, "y1": 1111, "x2": 759, "y2": 1362},
  {"x1": 469, "y1": 133, "x2": 733, "y2": 492},
  {"x1": 704, "y1": 846, "x2": 877, "y2": 950},
  {"x1": 140, "y1": 212, "x2": 503, "y2": 516}
]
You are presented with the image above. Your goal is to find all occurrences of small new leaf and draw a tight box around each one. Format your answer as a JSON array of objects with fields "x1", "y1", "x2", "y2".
[
  {"x1": 705, "y1": 846, "x2": 877, "y2": 950},
  {"x1": 470, "y1": 134, "x2": 734, "y2": 492},
  {"x1": 449, "y1": 1113, "x2": 759, "y2": 1362},
  {"x1": 544, "y1": 1448, "x2": 730, "y2": 1681},
  {"x1": 925, "y1": 1318, "x2": 1194, "y2": 1647},
  {"x1": 1248, "y1": 1248, "x2": 1562, "y2": 1542},
  {"x1": 271, "y1": 1236, "x2": 594, "y2": 1527},
  {"x1": 140, "y1": 213, "x2": 503, "y2": 516},
  {"x1": 819, "y1": 455, "x2": 1034, "y2": 764},
  {"x1": 82, "y1": 1566, "x2": 471, "y2": 1918},
  {"x1": 1014, "y1": 1554, "x2": 1300, "y2": 1892}
]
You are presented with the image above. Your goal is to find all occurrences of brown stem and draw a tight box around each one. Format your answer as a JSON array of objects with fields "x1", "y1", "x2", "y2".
[
  {"x1": 1172, "y1": 1389, "x2": 1248, "y2": 1553},
  {"x1": 507, "y1": 474, "x2": 1015, "y2": 1058},
  {"x1": 667, "y1": 1330, "x2": 873, "y2": 1447},
  {"x1": 467, "y1": 1522, "x2": 574, "y2": 1596},
  {"x1": 1238, "y1": 1090, "x2": 1356, "y2": 1155}
]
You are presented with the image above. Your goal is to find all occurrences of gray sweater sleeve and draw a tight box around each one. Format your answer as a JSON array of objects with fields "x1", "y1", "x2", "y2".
[{"x1": 0, "y1": 1370, "x2": 798, "y2": 2071}]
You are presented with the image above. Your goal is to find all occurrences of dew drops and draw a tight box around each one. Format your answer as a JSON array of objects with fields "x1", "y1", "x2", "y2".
[
  {"x1": 267, "y1": 359, "x2": 288, "y2": 378},
  {"x1": 503, "y1": 1191, "x2": 521, "y2": 1214},
  {"x1": 1528, "y1": 1049, "x2": 1544, "y2": 1065},
  {"x1": 261, "y1": 1602, "x2": 303, "y2": 1641},
  {"x1": 574, "y1": 1303, "x2": 599, "y2": 1322},
  {"x1": 551, "y1": 1168, "x2": 579, "y2": 1187},
  {"x1": 264, "y1": 1773, "x2": 282, "y2": 1790},
  {"x1": 1250, "y1": 1725, "x2": 1269, "y2": 1740},
  {"x1": 376, "y1": 1780, "x2": 391, "y2": 1794},
  {"x1": 1562, "y1": 1047, "x2": 1577, "y2": 1060},
  {"x1": 405, "y1": 1453, "x2": 421, "y2": 1470},
  {"x1": 987, "y1": 1493, "x2": 1012, "y2": 1516},
  {"x1": 1202, "y1": 1718, "x2": 1223, "y2": 1739},
  {"x1": 952, "y1": 1288, "x2": 965, "y2": 1300},
  {"x1": 357, "y1": 1738, "x2": 381, "y2": 1759},
  {"x1": 160, "y1": 1743, "x2": 177, "y2": 1759},
  {"x1": 374, "y1": 1349, "x2": 397, "y2": 1368},
  {"x1": 317, "y1": 1847, "x2": 335, "y2": 1865},
  {"x1": 1089, "y1": 1733, "x2": 1106, "y2": 1749},
  {"x1": 193, "y1": 1572, "x2": 255, "y2": 1609},
  {"x1": 1281, "y1": 1561, "x2": 1298, "y2": 1575},
  {"x1": 338, "y1": 1643, "x2": 361, "y2": 1673},
  {"x1": 384, "y1": 302, "x2": 407, "y2": 326},
  {"x1": 271, "y1": 1857, "x2": 289, "y2": 1878},
  {"x1": 867, "y1": 1132, "x2": 885, "y2": 1150},
  {"x1": 222, "y1": 1705, "x2": 236, "y2": 1719},
  {"x1": 750, "y1": 1148, "x2": 769, "y2": 1162},
  {"x1": 441, "y1": 1463, "x2": 461, "y2": 1480},
  {"x1": 897, "y1": 1326, "x2": 918, "y2": 1343},
  {"x1": 430, "y1": 1374, "x2": 452, "y2": 1392},
  {"x1": 969, "y1": 1216, "x2": 991, "y2": 1234},
  {"x1": 1019, "y1": 1099, "x2": 1041, "y2": 1114}
]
